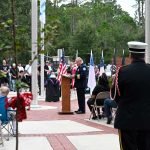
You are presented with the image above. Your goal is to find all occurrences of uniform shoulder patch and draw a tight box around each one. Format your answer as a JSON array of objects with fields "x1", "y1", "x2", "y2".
[{"x1": 83, "y1": 67, "x2": 86, "y2": 71}]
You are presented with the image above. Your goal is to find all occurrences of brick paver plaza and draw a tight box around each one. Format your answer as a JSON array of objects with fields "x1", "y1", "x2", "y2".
[{"x1": 0, "y1": 92, "x2": 120, "y2": 150}]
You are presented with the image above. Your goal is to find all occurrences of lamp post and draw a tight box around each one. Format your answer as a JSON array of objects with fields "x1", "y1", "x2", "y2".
[
  {"x1": 145, "y1": 0, "x2": 150, "y2": 63},
  {"x1": 31, "y1": 0, "x2": 38, "y2": 105}
]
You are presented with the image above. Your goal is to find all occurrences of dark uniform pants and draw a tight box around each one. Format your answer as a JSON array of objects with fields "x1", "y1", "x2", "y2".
[
  {"x1": 118, "y1": 129, "x2": 150, "y2": 150},
  {"x1": 76, "y1": 88, "x2": 85, "y2": 113}
]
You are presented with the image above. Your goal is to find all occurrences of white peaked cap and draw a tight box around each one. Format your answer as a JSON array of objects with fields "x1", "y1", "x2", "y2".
[{"x1": 127, "y1": 41, "x2": 148, "y2": 53}]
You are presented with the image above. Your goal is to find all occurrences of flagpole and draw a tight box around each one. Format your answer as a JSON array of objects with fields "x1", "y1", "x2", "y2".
[
  {"x1": 40, "y1": 22, "x2": 45, "y2": 98},
  {"x1": 39, "y1": 0, "x2": 46, "y2": 98},
  {"x1": 76, "y1": 50, "x2": 78, "y2": 58},
  {"x1": 31, "y1": 0, "x2": 38, "y2": 105},
  {"x1": 101, "y1": 49, "x2": 103, "y2": 58},
  {"x1": 145, "y1": 0, "x2": 150, "y2": 63}
]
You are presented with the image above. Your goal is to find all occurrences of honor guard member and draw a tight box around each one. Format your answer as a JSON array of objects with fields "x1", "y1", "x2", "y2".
[
  {"x1": 74, "y1": 57, "x2": 87, "y2": 114},
  {"x1": 111, "y1": 41, "x2": 150, "y2": 150}
]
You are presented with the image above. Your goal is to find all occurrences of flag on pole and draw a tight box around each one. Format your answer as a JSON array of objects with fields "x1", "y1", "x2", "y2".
[
  {"x1": 57, "y1": 50, "x2": 67, "y2": 84},
  {"x1": 122, "y1": 49, "x2": 126, "y2": 66},
  {"x1": 40, "y1": 0, "x2": 46, "y2": 24},
  {"x1": 111, "y1": 48, "x2": 117, "y2": 75},
  {"x1": 88, "y1": 51, "x2": 96, "y2": 94},
  {"x1": 99, "y1": 50, "x2": 105, "y2": 76},
  {"x1": 113, "y1": 48, "x2": 117, "y2": 66},
  {"x1": 76, "y1": 50, "x2": 78, "y2": 58}
]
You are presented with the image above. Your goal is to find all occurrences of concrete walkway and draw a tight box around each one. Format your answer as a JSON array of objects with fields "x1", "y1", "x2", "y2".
[{"x1": 0, "y1": 91, "x2": 120, "y2": 150}]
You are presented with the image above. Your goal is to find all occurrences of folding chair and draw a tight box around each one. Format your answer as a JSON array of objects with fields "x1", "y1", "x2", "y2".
[
  {"x1": 0, "y1": 114, "x2": 4, "y2": 147},
  {"x1": 89, "y1": 91, "x2": 110, "y2": 120},
  {"x1": 0, "y1": 96, "x2": 15, "y2": 140}
]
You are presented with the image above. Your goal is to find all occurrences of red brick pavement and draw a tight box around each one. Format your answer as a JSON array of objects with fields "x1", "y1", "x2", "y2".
[{"x1": 22, "y1": 100, "x2": 118, "y2": 150}]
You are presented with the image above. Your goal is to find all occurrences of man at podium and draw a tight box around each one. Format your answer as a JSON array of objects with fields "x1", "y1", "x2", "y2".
[{"x1": 73, "y1": 57, "x2": 87, "y2": 114}]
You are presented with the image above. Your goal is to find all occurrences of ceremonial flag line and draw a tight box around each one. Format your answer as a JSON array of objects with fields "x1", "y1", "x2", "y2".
[{"x1": 88, "y1": 50, "x2": 96, "y2": 94}]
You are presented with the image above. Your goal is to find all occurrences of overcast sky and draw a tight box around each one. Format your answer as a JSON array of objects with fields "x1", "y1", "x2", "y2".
[
  {"x1": 61, "y1": 0, "x2": 137, "y2": 18},
  {"x1": 116, "y1": 0, "x2": 136, "y2": 18}
]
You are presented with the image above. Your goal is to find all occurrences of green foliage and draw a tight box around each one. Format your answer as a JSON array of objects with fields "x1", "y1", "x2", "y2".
[
  {"x1": 16, "y1": 79, "x2": 29, "y2": 90},
  {"x1": 0, "y1": 71, "x2": 7, "y2": 78},
  {"x1": 0, "y1": 0, "x2": 145, "y2": 65}
]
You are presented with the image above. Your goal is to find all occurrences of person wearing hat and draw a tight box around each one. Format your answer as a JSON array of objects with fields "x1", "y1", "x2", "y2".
[{"x1": 111, "y1": 41, "x2": 150, "y2": 149}]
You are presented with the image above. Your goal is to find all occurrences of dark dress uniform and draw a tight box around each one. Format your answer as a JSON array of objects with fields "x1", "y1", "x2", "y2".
[
  {"x1": 45, "y1": 78, "x2": 60, "y2": 102},
  {"x1": 74, "y1": 63, "x2": 87, "y2": 113},
  {"x1": 111, "y1": 59, "x2": 150, "y2": 150}
]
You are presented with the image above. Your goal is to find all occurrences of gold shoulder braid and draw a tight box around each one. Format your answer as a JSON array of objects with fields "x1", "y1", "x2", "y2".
[{"x1": 110, "y1": 66, "x2": 121, "y2": 100}]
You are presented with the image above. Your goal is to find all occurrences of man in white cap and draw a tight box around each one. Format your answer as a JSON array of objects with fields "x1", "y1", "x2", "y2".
[{"x1": 111, "y1": 41, "x2": 150, "y2": 150}]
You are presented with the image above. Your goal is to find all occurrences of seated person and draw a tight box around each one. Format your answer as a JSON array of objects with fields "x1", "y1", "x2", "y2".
[
  {"x1": 45, "y1": 72, "x2": 60, "y2": 102},
  {"x1": 104, "y1": 98, "x2": 117, "y2": 124},
  {"x1": 0, "y1": 86, "x2": 16, "y2": 135},
  {"x1": 87, "y1": 73, "x2": 110, "y2": 119}
]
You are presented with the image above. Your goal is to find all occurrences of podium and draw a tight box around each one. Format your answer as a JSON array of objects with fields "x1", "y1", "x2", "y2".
[{"x1": 59, "y1": 74, "x2": 74, "y2": 114}]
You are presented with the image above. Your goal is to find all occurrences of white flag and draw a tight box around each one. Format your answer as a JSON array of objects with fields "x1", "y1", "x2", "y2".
[
  {"x1": 40, "y1": 0, "x2": 46, "y2": 24},
  {"x1": 88, "y1": 51, "x2": 96, "y2": 94}
]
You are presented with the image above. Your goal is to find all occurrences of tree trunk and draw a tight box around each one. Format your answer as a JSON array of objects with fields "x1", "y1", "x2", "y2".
[{"x1": 11, "y1": 0, "x2": 19, "y2": 150}]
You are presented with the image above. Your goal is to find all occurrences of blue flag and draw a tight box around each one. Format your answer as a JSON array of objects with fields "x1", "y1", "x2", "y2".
[
  {"x1": 88, "y1": 51, "x2": 96, "y2": 93},
  {"x1": 99, "y1": 50, "x2": 105, "y2": 76},
  {"x1": 40, "y1": 0, "x2": 46, "y2": 24}
]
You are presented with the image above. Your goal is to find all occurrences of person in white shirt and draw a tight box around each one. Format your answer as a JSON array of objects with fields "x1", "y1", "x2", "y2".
[{"x1": 18, "y1": 63, "x2": 24, "y2": 72}]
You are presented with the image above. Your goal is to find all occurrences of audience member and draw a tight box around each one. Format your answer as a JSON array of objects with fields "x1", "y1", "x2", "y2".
[
  {"x1": 44, "y1": 61, "x2": 50, "y2": 81},
  {"x1": 87, "y1": 73, "x2": 110, "y2": 119},
  {"x1": 45, "y1": 72, "x2": 60, "y2": 102},
  {"x1": 18, "y1": 63, "x2": 24, "y2": 72},
  {"x1": 104, "y1": 98, "x2": 117, "y2": 124},
  {"x1": 0, "y1": 86, "x2": 16, "y2": 135},
  {"x1": 25, "y1": 60, "x2": 32, "y2": 91},
  {"x1": 0, "y1": 59, "x2": 10, "y2": 86},
  {"x1": 10, "y1": 63, "x2": 18, "y2": 92}
]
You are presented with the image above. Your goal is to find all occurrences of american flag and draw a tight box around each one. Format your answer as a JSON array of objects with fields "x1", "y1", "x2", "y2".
[{"x1": 57, "y1": 50, "x2": 67, "y2": 84}]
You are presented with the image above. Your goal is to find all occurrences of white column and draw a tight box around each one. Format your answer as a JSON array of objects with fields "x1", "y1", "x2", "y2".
[
  {"x1": 40, "y1": 22, "x2": 45, "y2": 98},
  {"x1": 145, "y1": 0, "x2": 150, "y2": 63},
  {"x1": 31, "y1": 0, "x2": 38, "y2": 105}
]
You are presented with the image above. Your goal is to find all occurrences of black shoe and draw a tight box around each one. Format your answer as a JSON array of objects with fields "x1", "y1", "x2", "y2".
[
  {"x1": 74, "y1": 110, "x2": 79, "y2": 113},
  {"x1": 107, "y1": 117, "x2": 112, "y2": 124},
  {"x1": 98, "y1": 115, "x2": 102, "y2": 119},
  {"x1": 75, "y1": 111, "x2": 85, "y2": 114},
  {"x1": 92, "y1": 116, "x2": 98, "y2": 120},
  {"x1": 101, "y1": 113, "x2": 106, "y2": 118}
]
